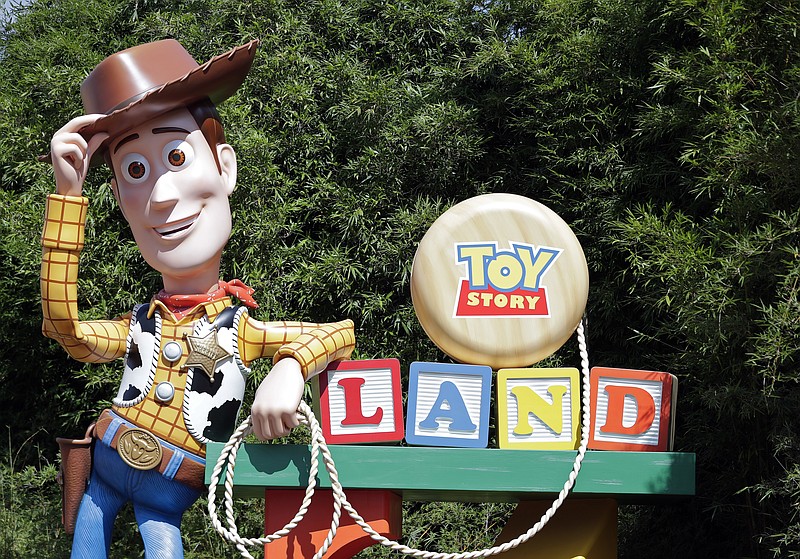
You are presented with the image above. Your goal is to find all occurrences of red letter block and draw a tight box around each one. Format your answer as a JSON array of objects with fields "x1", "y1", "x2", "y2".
[
  {"x1": 589, "y1": 367, "x2": 677, "y2": 451},
  {"x1": 313, "y1": 359, "x2": 404, "y2": 444}
]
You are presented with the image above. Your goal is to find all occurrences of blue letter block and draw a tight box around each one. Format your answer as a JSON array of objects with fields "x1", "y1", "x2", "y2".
[{"x1": 405, "y1": 362, "x2": 492, "y2": 448}]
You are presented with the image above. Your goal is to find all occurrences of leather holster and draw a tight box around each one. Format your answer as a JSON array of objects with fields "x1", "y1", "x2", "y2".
[{"x1": 56, "y1": 423, "x2": 95, "y2": 535}]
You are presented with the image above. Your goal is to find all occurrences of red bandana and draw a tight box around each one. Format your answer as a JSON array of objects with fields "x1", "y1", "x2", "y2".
[{"x1": 156, "y1": 279, "x2": 259, "y2": 319}]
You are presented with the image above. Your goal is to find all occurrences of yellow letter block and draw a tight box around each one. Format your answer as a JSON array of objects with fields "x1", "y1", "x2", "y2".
[{"x1": 497, "y1": 368, "x2": 580, "y2": 450}]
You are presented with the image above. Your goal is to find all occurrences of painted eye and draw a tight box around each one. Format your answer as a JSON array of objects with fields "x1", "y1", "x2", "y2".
[
  {"x1": 121, "y1": 153, "x2": 150, "y2": 183},
  {"x1": 167, "y1": 149, "x2": 185, "y2": 166},
  {"x1": 162, "y1": 140, "x2": 194, "y2": 169}
]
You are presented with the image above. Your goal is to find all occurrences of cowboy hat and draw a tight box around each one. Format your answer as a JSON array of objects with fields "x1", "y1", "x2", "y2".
[{"x1": 43, "y1": 38, "x2": 259, "y2": 163}]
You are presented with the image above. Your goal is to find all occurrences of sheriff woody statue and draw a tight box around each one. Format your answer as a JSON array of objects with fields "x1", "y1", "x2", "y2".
[{"x1": 42, "y1": 39, "x2": 355, "y2": 558}]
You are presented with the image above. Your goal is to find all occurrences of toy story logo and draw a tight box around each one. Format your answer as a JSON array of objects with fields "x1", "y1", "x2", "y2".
[{"x1": 453, "y1": 242, "x2": 562, "y2": 318}]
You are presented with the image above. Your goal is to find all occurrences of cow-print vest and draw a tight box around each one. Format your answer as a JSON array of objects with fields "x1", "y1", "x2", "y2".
[{"x1": 112, "y1": 303, "x2": 250, "y2": 445}]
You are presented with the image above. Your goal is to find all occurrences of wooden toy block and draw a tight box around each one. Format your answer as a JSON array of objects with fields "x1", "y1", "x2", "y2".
[
  {"x1": 313, "y1": 359, "x2": 404, "y2": 444},
  {"x1": 589, "y1": 367, "x2": 677, "y2": 452},
  {"x1": 497, "y1": 368, "x2": 580, "y2": 450},
  {"x1": 405, "y1": 361, "x2": 492, "y2": 448}
]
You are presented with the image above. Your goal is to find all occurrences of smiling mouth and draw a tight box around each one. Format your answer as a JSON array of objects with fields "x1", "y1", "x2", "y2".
[{"x1": 154, "y1": 213, "x2": 200, "y2": 238}]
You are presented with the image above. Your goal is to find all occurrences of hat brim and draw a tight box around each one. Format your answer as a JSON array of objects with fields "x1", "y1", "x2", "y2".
[{"x1": 41, "y1": 39, "x2": 259, "y2": 166}]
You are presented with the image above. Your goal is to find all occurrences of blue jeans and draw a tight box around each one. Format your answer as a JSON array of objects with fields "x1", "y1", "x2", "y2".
[{"x1": 70, "y1": 422, "x2": 203, "y2": 559}]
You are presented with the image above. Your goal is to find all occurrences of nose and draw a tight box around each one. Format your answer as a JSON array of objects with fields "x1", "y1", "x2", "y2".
[{"x1": 149, "y1": 172, "x2": 180, "y2": 208}]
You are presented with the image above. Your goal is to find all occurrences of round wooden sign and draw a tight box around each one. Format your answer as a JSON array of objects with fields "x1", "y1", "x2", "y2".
[{"x1": 411, "y1": 194, "x2": 588, "y2": 369}]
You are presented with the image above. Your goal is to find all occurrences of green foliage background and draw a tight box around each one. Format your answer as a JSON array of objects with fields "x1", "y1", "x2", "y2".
[{"x1": 1, "y1": 0, "x2": 799, "y2": 556}]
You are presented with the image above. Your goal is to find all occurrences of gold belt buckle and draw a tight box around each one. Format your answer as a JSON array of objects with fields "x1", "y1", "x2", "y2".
[{"x1": 117, "y1": 428, "x2": 163, "y2": 471}]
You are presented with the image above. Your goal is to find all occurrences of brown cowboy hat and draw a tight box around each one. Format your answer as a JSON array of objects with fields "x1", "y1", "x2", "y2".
[{"x1": 42, "y1": 38, "x2": 259, "y2": 163}]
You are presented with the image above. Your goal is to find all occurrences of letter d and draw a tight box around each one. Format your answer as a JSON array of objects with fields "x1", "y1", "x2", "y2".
[{"x1": 600, "y1": 385, "x2": 655, "y2": 435}]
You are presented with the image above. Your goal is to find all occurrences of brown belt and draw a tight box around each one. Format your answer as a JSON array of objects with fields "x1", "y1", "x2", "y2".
[{"x1": 94, "y1": 410, "x2": 205, "y2": 491}]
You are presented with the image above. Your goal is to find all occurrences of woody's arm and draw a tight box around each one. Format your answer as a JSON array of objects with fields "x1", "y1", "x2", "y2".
[
  {"x1": 41, "y1": 115, "x2": 127, "y2": 363},
  {"x1": 238, "y1": 318, "x2": 356, "y2": 376},
  {"x1": 41, "y1": 195, "x2": 129, "y2": 362},
  {"x1": 240, "y1": 316, "x2": 356, "y2": 440}
]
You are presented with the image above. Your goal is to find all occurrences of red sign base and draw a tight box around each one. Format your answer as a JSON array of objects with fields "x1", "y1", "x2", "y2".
[{"x1": 264, "y1": 489, "x2": 402, "y2": 559}]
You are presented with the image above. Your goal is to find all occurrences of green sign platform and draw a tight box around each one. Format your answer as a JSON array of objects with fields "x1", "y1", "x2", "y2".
[{"x1": 206, "y1": 444, "x2": 695, "y2": 503}]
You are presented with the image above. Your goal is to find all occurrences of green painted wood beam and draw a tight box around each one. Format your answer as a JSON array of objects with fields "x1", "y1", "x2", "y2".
[{"x1": 206, "y1": 444, "x2": 695, "y2": 503}]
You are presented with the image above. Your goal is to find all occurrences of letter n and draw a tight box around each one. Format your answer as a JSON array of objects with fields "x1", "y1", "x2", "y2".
[{"x1": 511, "y1": 385, "x2": 567, "y2": 436}]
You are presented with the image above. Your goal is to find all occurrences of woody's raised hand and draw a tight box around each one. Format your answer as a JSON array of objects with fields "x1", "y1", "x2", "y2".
[{"x1": 50, "y1": 114, "x2": 109, "y2": 197}]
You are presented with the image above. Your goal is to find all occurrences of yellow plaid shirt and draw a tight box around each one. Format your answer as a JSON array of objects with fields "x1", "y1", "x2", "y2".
[{"x1": 41, "y1": 194, "x2": 355, "y2": 455}]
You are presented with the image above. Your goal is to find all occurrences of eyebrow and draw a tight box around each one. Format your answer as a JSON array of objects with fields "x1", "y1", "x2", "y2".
[
  {"x1": 112, "y1": 133, "x2": 140, "y2": 154},
  {"x1": 152, "y1": 127, "x2": 190, "y2": 135},
  {"x1": 111, "y1": 126, "x2": 190, "y2": 155}
]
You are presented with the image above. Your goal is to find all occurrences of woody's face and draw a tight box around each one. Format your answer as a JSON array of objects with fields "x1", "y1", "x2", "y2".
[{"x1": 108, "y1": 108, "x2": 237, "y2": 285}]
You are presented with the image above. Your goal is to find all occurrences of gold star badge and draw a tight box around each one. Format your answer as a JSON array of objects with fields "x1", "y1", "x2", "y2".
[{"x1": 184, "y1": 329, "x2": 232, "y2": 382}]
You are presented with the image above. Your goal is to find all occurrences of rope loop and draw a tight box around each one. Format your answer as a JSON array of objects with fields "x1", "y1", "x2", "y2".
[{"x1": 210, "y1": 320, "x2": 592, "y2": 559}]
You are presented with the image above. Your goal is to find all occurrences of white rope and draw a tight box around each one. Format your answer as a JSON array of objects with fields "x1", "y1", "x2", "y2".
[
  {"x1": 208, "y1": 400, "x2": 344, "y2": 559},
  {"x1": 209, "y1": 320, "x2": 592, "y2": 558}
]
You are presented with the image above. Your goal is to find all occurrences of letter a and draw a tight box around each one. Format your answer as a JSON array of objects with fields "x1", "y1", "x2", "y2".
[{"x1": 419, "y1": 381, "x2": 477, "y2": 432}]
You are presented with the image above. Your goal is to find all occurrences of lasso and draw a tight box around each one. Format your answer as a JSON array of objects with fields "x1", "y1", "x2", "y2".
[{"x1": 208, "y1": 321, "x2": 591, "y2": 559}]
